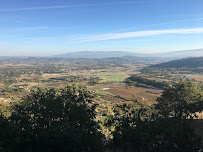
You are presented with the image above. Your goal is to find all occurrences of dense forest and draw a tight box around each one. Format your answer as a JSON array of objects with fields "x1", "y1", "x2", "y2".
[
  {"x1": 141, "y1": 57, "x2": 203, "y2": 75},
  {"x1": 0, "y1": 81, "x2": 202, "y2": 152},
  {"x1": 125, "y1": 75, "x2": 169, "y2": 89},
  {"x1": 150, "y1": 56, "x2": 203, "y2": 68}
]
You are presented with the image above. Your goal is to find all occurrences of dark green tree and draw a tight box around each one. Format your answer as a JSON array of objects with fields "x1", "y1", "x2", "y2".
[
  {"x1": 109, "y1": 81, "x2": 203, "y2": 151},
  {"x1": 9, "y1": 85, "x2": 102, "y2": 152},
  {"x1": 156, "y1": 81, "x2": 203, "y2": 119},
  {"x1": 0, "y1": 115, "x2": 17, "y2": 152},
  {"x1": 111, "y1": 106, "x2": 201, "y2": 152}
]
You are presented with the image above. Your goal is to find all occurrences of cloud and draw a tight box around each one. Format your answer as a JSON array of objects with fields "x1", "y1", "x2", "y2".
[
  {"x1": 0, "y1": 17, "x2": 23, "y2": 23},
  {"x1": 0, "y1": 1, "x2": 150, "y2": 11},
  {"x1": 0, "y1": 26, "x2": 48, "y2": 34},
  {"x1": 15, "y1": 26, "x2": 48, "y2": 31},
  {"x1": 74, "y1": 28, "x2": 203, "y2": 42},
  {"x1": 0, "y1": 5, "x2": 87, "y2": 11},
  {"x1": 117, "y1": 17, "x2": 203, "y2": 32}
]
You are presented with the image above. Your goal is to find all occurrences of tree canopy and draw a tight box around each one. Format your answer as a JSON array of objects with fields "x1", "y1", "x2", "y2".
[
  {"x1": 0, "y1": 82, "x2": 202, "y2": 151},
  {"x1": 156, "y1": 81, "x2": 203, "y2": 119},
  {"x1": 1, "y1": 85, "x2": 103, "y2": 152}
]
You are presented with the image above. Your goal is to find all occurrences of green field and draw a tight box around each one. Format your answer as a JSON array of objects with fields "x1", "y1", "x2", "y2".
[{"x1": 92, "y1": 72, "x2": 128, "y2": 83}]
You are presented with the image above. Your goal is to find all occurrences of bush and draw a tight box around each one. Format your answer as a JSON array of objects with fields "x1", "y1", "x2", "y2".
[{"x1": 1, "y1": 85, "x2": 103, "y2": 152}]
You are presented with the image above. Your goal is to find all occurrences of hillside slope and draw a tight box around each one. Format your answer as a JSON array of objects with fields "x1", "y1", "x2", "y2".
[
  {"x1": 150, "y1": 56, "x2": 203, "y2": 68},
  {"x1": 53, "y1": 51, "x2": 138, "y2": 58},
  {"x1": 52, "y1": 49, "x2": 203, "y2": 59},
  {"x1": 149, "y1": 49, "x2": 203, "y2": 58}
]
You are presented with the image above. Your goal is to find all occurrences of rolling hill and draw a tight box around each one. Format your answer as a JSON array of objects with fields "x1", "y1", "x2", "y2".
[
  {"x1": 150, "y1": 56, "x2": 203, "y2": 68},
  {"x1": 53, "y1": 49, "x2": 203, "y2": 59},
  {"x1": 53, "y1": 51, "x2": 137, "y2": 58},
  {"x1": 150, "y1": 49, "x2": 203, "y2": 58}
]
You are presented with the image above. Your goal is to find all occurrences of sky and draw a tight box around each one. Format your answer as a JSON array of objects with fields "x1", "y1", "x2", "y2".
[{"x1": 0, "y1": 0, "x2": 203, "y2": 56}]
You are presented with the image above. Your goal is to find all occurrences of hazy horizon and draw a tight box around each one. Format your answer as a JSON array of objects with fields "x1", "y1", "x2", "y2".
[{"x1": 0, "y1": 48, "x2": 202, "y2": 57}]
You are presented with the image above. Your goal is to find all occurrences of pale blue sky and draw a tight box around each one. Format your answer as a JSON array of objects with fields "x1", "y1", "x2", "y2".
[{"x1": 0, "y1": 0, "x2": 203, "y2": 56}]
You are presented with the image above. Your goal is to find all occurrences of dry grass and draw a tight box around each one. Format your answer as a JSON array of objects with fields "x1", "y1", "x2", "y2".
[
  {"x1": 0, "y1": 98, "x2": 11, "y2": 103},
  {"x1": 41, "y1": 73, "x2": 70, "y2": 79},
  {"x1": 43, "y1": 81, "x2": 71, "y2": 88},
  {"x1": 15, "y1": 82, "x2": 40, "y2": 86},
  {"x1": 17, "y1": 75, "x2": 42, "y2": 80},
  {"x1": 193, "y1": 77, "x2": 203, "y2": 81},
  {"x1": 105, "y1": 86, "x2": 160, "y2": 105}
]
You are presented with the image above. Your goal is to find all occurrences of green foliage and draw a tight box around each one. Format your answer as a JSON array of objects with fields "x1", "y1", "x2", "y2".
[
  {"x1": 109, "y1": 103, "x2": 201, "y2": 152},
  {"x1": 0, "y1": 103, "x2": 14, "y2": 118},
  {"x1": 151, "y1": 56, "x2": 203, "y2": 69},
  {"x1": 0, "y1": 115, "x2": 17, "y2": 152},
  {"x1": 126, "y1": 75, "x2": 168, "y2": 89},
  {"x1": 112, "y1": 116, "x2": 201, "y2": 152},
  {"x1": 88, "y1": 77, "x2": 101, "y2": 85},
  {"x1": 0, "y1": 81, "x2": 202, "y2": 151},
  {"x1": 2, "y1": 85, "x2": 103, "y2": 152},
  {"x1": 156, "y1": 81, "x2": 203, "y2": 119},
  {"x1": 98, "y1": 108, "x2": 117, "y2": 141},
  {"x1": 106, "y1": 82, "x2": 202, "y2": 151},
  {"x1": 142, "y1": 57, "x2": 203, "y2": 75}
]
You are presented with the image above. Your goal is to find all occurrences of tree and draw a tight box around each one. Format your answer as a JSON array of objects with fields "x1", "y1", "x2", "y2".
[
  {"x1": 110, "y1": 105, "x2": 201, "y2": 152},
  {"x1": 9, "y1": 85, "x2": 103, "y2": 152},
  {"x1": 0, "y1": 115, "x2": 17, "y2": 152},
  {"x1": 156, "y1": 81, "x2": 203, "y2": 119}
]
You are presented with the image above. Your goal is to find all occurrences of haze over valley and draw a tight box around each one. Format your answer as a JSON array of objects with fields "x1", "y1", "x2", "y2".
[{"x1": 0, "y1": 0, "x2": 203, "y2": 151}]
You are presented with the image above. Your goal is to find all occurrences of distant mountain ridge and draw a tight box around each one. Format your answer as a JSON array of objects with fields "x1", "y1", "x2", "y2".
[
  {"x1": 0, "y1": 49, "x2": 202, "y2": 59},
  {"x1": 53, "y1": 51, "x2": 137, "y2": 58},
  {"x1": 149, "y1": 49, "x2": 203, "y2": 58},
  {"x1": 53, "y1": 49, "x2": 203, "y2": 59}
]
